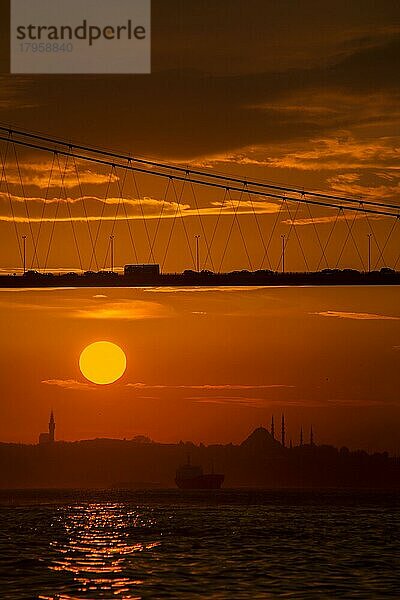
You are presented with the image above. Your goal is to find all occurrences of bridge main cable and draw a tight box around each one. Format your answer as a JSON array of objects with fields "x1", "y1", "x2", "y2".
[
  {"x1": 0, "y1": 133, "x2": 399, "y2": 220},
  {"x1": 1, "y1": 125, "x2": 400, "y2": 213}
]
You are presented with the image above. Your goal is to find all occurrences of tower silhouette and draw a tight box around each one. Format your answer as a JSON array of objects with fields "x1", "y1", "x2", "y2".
[
  {"x1": 281, "y1": 413, "x2": 285, "y2": 448},
  {"x1": 49, "y1": 411, "x2": 55, "y2": 443},
  {"x1": 300, "y1": 426, "x2": 303, "y2": 446},
  {"x1": 38, "y1": 410, "x2": 56, "y2": 445},
  {"x1": 271, "y1": 415, "x2": 275, "y2": 439},
  {"x1": 310, "y1": 425, "x2": 314, "y2": 446}
]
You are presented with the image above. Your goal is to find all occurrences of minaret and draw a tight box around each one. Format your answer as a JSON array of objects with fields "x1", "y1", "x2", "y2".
[
  {"x1": 300, "y1": 427, "x2": 303, "y2": 447},
  {"x1": 49, "y1": 410, "x2": 55, "y2": 443},
  {"x1": 310, "y1": 425, "x2": 314, "y2": 447},
  {"x1": 271, "y1": 415, "x2": 275, "y2": 439},
  {"x1": 281, "y1": 413, "x2": 285, "y2": 448}
]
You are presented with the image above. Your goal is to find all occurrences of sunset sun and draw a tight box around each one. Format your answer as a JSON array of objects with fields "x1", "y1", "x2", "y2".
[{"x1": 79, "y1": 341, "x2": 127, "y2": 385}]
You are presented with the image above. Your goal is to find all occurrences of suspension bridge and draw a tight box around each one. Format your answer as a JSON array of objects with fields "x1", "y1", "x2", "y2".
[{"x1": 0, "y1": 125, "x2": 399, "y2": 287}]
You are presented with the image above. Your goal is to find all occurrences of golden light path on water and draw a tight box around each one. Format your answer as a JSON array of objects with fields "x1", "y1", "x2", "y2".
[
  {"x1": 40, "y1": 503, "x2": 160, "y2": 599},
  {"x1": 7, "y1": 491, "x2": 400, "y2": 599}
]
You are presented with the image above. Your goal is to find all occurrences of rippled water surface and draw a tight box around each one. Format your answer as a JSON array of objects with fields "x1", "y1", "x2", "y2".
[{"x1": 0, "y1": 490, "x2": 399, "y2": 599}]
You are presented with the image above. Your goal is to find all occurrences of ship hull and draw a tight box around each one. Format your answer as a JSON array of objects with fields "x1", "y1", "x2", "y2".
[{"x1": 175, "y1": 473, "x2": 224, "y2": 490}]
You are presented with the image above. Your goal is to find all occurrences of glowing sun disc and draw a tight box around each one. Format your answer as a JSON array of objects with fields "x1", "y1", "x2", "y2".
[{"x1": 79, "y1": 341, "x2": 126, "y2": 385}]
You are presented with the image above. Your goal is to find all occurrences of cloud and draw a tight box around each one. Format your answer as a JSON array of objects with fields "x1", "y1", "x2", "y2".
[
  {"x1": 42, "y1": 380, "x2": 293, "y2": 395},
  {"x1": 182, "y1": 127, "x2": 400, "y2": 206},
  {"x1": 2, "y1": 31, "x2": 399, "y2": 162},
  {"x1": 314, "y1": 311, "x2": 400, "y2": 320},
  {"x1": 3, "y1": 161, "x2": 119, "y2": 189},
  {"x1": 209, "y1": 133, "x2": 400, "y2": 173},
  {"x1": 0, "y1": 190, "x2": 281, "y2": 224},
  {"x1": 0, "y1": 297, "x2": 172, "y2": 321},
  {"x1": 141, "y1": 286, "x2": 267, "y2": 294},
  {"x1": 72, "y1": 300, "x2": 173, "y2": 320},
  {"x1": 187, "y1": 396, "x2": 392, "y2": 408},
  {"x1": 127, "y1": 383, "x2": 295, "y2": 406},
  {"x1": 41, "y1": 380, "x2": 396, "y2": 409},
  {"x1": 282, "y1": 213, "x2": 376, "y2": 226},
  {"x1": 327, "y1": 174, "x2": 400, "y2": 201},
  {"x1": 188, "y1": 396, "x2": 269, "y2": 407},
  {"x1": 126, "y1": 383, "x2": 293, "y2": 390},
  {"x1": 42, "y1": 379, "x2": 97, "y2": 391},
  {"x1": 1, "y1": 10, "x2": 400, "y2": 249},
  {"x1": 0, "y1": 190, "x2": 187, "y2": 212},
  {"x1": 0, "y1": 285, "x2": 69, "y2": 292}
]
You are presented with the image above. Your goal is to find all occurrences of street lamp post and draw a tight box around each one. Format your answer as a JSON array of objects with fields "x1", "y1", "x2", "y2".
[
  {"x1": 195, "y1": 235, "x2": 200, "y2": 272},
  {"x1": 367, "y1": 233, "x2": 372, "y2": 273},
  {"x1": 110, "y1": 235, "x2": 115, "y2": 273},
  {"x1": 22, "y1": 235, "x2": 27, "y2": 275}
]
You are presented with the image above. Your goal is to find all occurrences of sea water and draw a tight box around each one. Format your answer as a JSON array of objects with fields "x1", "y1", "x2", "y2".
[{"x1": 0, "y1": 490, "x2": 398, "y2": 599}]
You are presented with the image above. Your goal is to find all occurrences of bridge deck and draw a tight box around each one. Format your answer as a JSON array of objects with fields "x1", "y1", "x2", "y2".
[{"x1": 1, "y1": 271, "x2": 399, "y2": 288}]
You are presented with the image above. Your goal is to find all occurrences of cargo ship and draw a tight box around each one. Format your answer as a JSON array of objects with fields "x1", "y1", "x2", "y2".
[{"x1": 175, "y1": 459, "x2": 224, "y2": 490}]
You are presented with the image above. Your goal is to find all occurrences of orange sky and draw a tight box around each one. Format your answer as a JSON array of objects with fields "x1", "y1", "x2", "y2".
[
  {"x1": 0, "y1": 286, "x2": 399, "y2": 452},
  {"x1": 0, "y1": 149, "x2": 399, "y2": 275},
  {"x1": 0, "y1": 3, "x2": 399, "y2": 273}
]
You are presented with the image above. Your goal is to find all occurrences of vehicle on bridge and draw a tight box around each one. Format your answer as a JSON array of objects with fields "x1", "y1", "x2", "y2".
[{"x1": 124, "y1": 264, "x2": 160, "y2": 277}]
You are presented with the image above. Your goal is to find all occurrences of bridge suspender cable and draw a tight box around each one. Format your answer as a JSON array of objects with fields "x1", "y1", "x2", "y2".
[
  {"x1": 72, "y1": 153, "x2": 99, "y2": 271},
  {"x1": 0, "y1": 134, "x2": 398, "y2": 221},
  {"x1": 1, "y1": 126, "x2": 400, "y2": 214}
]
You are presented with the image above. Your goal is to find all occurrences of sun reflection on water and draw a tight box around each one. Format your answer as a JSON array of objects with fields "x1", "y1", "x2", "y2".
[{"x1": 43, "y1": 503, "x2": 160, "y2": 598}]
